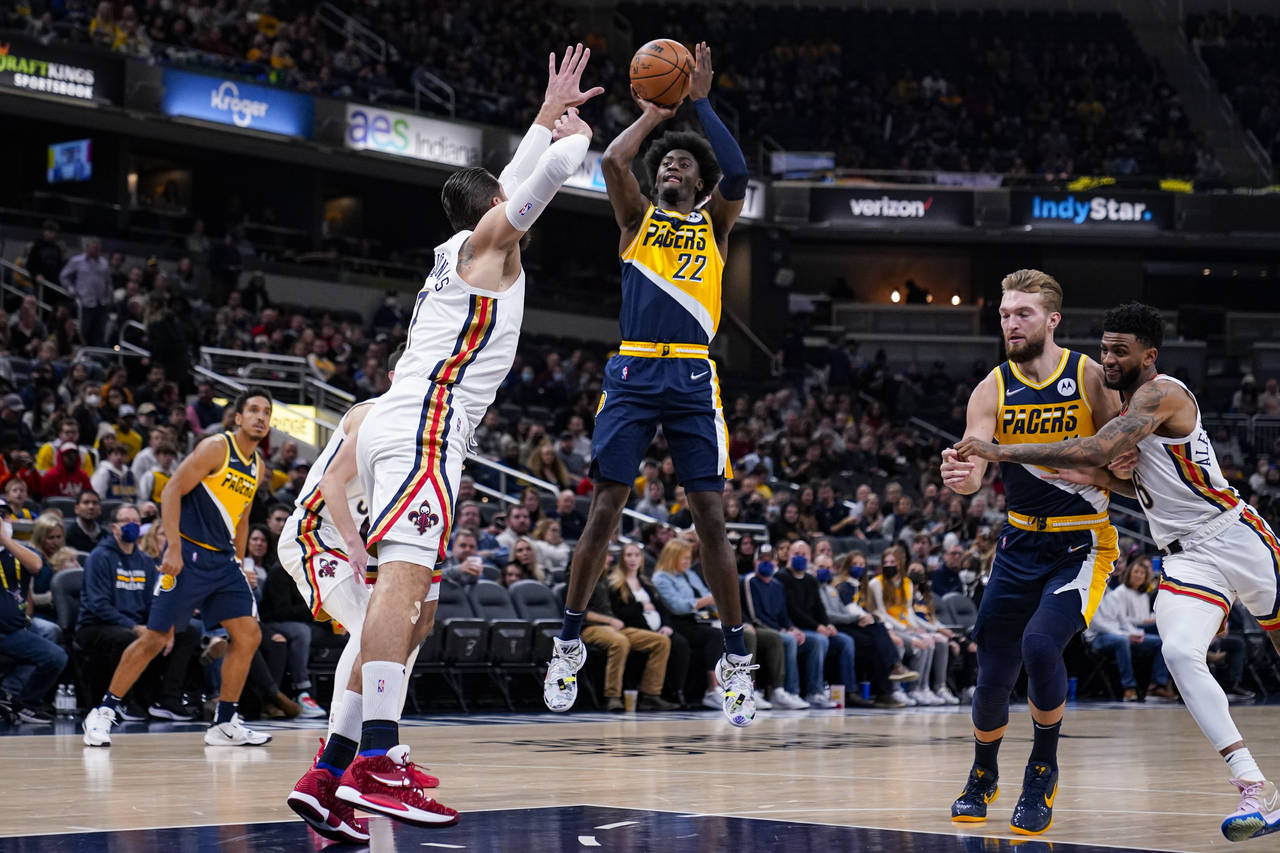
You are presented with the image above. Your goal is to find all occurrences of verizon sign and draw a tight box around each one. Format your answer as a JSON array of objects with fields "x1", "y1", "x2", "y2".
[{"x1": 811, "y1": 187, "x2": 971, "y2": 227}]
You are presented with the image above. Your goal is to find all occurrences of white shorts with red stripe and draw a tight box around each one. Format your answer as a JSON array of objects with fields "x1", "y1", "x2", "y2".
[
  {"x1": 356, "y1": 376, "x2": 465, "y2": 577},
  {"x1": 1158, "y1": 504, "x2": 1280, "y2": 630}
]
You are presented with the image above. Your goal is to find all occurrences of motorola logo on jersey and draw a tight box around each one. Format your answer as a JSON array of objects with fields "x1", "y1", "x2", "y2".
[
  {"x1": 1001, "y1": 404, "x2": 1080, "y2": 436},
  {"x1": 1057, "y1": 378, "x2": 1077, "y2": 396}
]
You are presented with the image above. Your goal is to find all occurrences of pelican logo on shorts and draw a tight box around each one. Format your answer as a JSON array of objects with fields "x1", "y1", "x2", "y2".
[
  {"x1": 317, "y1": 557, "x2": 338, "y2": 578},
  {"x1": 1057, "y1": 377, "x2": 1077, "y2": 396},
  {"x1": 407, "y1": 501, "x2": 440, "y2": 535},
  {"x1": 158, "y1": 573, "x2": 176, "y2": 592}
]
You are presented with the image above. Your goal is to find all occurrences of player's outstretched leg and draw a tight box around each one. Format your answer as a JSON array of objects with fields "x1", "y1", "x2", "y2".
[
  {"x1": 543, "y1": 483, "x2": 630, "y2": 712},
  {"x1": 687, "y1": 490, "x2": 757, "y2": 727}
]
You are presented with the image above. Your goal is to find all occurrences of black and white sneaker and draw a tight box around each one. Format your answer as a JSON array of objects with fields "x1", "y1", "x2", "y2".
[
  {"x1": 17, "y1": 706, "x2": 54, "y2": 724},
  {"x1": 149, "y1": 699, "x2": 196, "y2": 721},
  {"x1": 118, "y1": 703, "x2": 148, "y2": 722}
]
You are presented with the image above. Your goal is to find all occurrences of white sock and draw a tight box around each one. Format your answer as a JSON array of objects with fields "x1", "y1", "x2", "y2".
[
  {"x1": 331, "y1": 690, "x2": 363, "y2": 744},
  {"x1": 361, "y1": 661, "x2": 406, "y2": 722},
  {"x1": 1227, "y1": 748, "x2": 1265, "y2": 783}
]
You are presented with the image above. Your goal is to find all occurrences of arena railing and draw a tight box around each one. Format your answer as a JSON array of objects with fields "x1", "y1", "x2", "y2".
[{"x1": 0, "y1": 257, "x2": 77, "y2": 327}]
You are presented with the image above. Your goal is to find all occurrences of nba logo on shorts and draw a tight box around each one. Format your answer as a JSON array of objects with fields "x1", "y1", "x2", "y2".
[
  {"x1": 621, "y1": 366, "x2": 629, "y2": 381},
  {"x1": 376, "y1": 679, "x2": 386, "y2": 693}
]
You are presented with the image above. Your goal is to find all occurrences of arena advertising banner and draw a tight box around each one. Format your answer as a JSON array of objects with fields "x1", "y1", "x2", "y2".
[
  {"x1": 0, "y1": 38, "x2": 121, "y2": 104},
  {"x1": 809, "y1": 187, "x2": 973, "y2": 227},
  {"x1": 161, "y1": 68, "x2": 314, "y2": 138},
  {"x1": 1011, "y1": 191, "x2": 1173, "y2": 230},
  {"x1": 346, "y1": 104, "x2": 482, "y2": 167}
]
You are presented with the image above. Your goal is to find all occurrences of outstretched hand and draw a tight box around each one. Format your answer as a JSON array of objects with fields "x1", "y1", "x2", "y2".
[
  {"x1": 689, "y1": 41, "x2": 713, "y2": 100},
  {"x1": 630, "y1": 86, "x2": 680, "y2": 120},
  {"x1": 545, "y1": 43, "x2": 605, "y2": 109}
]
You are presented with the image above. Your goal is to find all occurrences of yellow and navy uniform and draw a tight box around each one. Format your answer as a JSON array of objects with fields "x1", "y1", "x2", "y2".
[
  {"x1": 619, "y1": 204, "x2": 724, "y2": 345},
  {"x1": 148, "y1": 469, "x2": 170, "y2": 504},
  {"x1": 149, "y1": 432, "x2": 259, "y2": 632},
  {"x1": 178, "y1": 432, "x2": 258, "y2": 555},
  {"x1": 593, "y1": 205, "x2": 732, "y2": 491},
  {"x1": 978, "y1": 348, "x2": 1119, "y2": 638}
]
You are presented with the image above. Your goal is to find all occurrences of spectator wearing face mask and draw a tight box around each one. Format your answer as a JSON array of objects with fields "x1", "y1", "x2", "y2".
[
  {"x1": 867, "y1": 545, "x2": 949, "y2": 706},
  {"x1": 775, "y1": 540, "x2": 856, "y2": 708},
  {"x1": 744, "y1": 544, "x2": 811, "y2": 710},
  {"x1": 907, "y1": 561, "x2": 962, "y2": 704},
  {"x1": 820, "y1": 552, "x2": 917, "y2": 707}
]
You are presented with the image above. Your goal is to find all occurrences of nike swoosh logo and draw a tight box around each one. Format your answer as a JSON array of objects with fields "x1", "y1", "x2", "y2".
[
  {"x1": 1006, "y1": 387, "x2": 1026, "y2": 397},
  {"x1": 691, "y1": 371, "x2": 709, "y2": 381},
  {"x1": 1044, "y1": 784, "x2": 1057, "y2": 808},
  {"x1": 1068, "y1": 544, "x2": 1089, "y2": 553}
]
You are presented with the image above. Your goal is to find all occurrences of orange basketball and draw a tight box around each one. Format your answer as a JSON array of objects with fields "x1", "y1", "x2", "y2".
[{"x1": 629, "y1": 39, "x2": 694, "y2": 107}]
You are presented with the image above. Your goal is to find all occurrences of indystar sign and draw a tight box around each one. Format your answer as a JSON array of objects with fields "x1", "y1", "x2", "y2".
[
  {"x1": 1030, "y1": 195, "x2": 1153, "y2": 224},
  {"x1": 1012, "y1": 191, "x2": 1171, "y2": 230}
]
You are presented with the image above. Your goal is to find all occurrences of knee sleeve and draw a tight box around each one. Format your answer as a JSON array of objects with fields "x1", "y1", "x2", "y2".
[{"x1": 1022, "y1": 629, "x2": 1068, "y2": 710}]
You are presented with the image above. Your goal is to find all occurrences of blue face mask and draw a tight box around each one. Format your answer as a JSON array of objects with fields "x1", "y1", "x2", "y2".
[
  {"x1": 849, "y1": 564, "x2": 865, "y2": 579},
  {"x1": 119, "y1": 522, "x2": 141, "y2": 543},
  {"x1": 790, "y1": 554, "x2": 808, "y2": 572},
  {"x1": 815, "y1": 567, "x2": 832, "y2": 584},
  {"x1": 756, "y1": 561, "x2": 775, "y2": 578}
]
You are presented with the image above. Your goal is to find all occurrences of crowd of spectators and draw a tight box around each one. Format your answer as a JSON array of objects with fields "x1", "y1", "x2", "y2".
[
  {"x1": 4, "y1": 2, "x2": 1214, "y2": 180},
  {"x1": 1190, "y1": 12, "x2": 1280, "y2": 181},
  {"x1": 4, "y1": 209, "x2": 1280, "y2": 718}
]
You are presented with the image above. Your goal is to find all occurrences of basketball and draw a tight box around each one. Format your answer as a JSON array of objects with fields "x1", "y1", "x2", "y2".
[{"x1": 629, "y1": 38, "x2": 694, "y2": 107}]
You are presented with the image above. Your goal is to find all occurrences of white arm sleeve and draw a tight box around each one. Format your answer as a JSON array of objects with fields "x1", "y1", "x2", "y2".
[
  {"x1": 498, "y1": 123, "x2": 553, "y2": 198},
  {"x1": 504, "y1": 133, "x2": 590, "y2": 232}
]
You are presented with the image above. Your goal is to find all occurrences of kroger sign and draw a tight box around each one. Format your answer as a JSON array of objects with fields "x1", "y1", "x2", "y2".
[{"x1": 161, "y1": 68, "x2": 313, "y2": 138}]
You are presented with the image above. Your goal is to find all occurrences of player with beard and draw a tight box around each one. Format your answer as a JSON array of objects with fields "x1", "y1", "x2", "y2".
[
  {"x1": 956, "y1": 302, "x2": 1280, "y2": 842},
  {"x1": 939, "y1": 270, "x2": 1122, "y2": 835}
]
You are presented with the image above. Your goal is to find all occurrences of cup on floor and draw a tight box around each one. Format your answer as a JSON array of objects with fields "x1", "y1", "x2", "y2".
[
  {"x1": 623, "y1": 689, "x2": 638, "y2": 713},
  {"x1": 830, "y1": 684, "x2": 845, "y2": 708},
  {"x1": 859, "y1": 681, "x2": 872, "y2": 701}
]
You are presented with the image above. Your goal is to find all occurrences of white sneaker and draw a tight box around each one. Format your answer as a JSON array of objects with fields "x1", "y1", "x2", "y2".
[
  {"x1": 715, "y1": 654, "x2": 758, "y2": 727},
  {"x1": 768, "y1": 687, "x2": 806, "y2": 709},
  {"x1": 961, "y1": 686, "x2": 976, "y2": 704},
  {"x1": 204, "y1": 713, "x2": 271, "y2": 746},
  {"x1": 915, "y1": 688, "x2": 945, "y2": 706},
  {"x1": 806, "y1": 692, "x2": 838, "y2": 709},
  {"x1": 752, "y1": 689, "x2": 773, "y2": 710},
  {"x1": 892, "y1": 688, "x2": 917, "y2": 706},
  {"x1": 542, "y1": 637, "x2": 586, "y2": 712},
  {"x1": 935, "y1": 686, "x2": 961, "y2": 705},
  {"x1": 82, "y1": 705, "x2": 117, "y2": 747},
  {"x1": 296, "y1": 692, "x2": 327, "y2": 718}
]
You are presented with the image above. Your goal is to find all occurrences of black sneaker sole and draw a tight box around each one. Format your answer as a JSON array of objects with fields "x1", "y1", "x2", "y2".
[{"x1": 149, "y1": 707, "x2": 196, "y2": 721}]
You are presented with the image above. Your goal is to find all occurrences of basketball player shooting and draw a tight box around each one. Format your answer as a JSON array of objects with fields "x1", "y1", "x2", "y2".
[
  {"x1": 331, "y1": 44, "x2": 600, "y2": 828},
  {"x1": 957, "y1": 302, "x2": 1280, "y2": 842},
  {"x1": 542, "y1": 42, "x2": 760, "y2": 727}
]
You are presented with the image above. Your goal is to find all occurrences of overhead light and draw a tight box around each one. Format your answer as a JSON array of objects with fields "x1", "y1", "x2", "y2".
[
  {"x1": 890, "y1": 290, "x2": 901, "y2": 303},
  {"x1": 951, "y1": 294, "x2": 961, "y2": 306},
  {"x1": 1202, "y1": 268, "x2": 1211, "y2": 276}
]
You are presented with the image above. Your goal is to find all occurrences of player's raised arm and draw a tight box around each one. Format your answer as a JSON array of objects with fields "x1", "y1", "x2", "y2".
[
  {"x1": 602, "y1": 91, "x2": 679, "y2": 243},
  {"x1": 466, "y1": 108, "x2": 592, "y2": 260},
  {"x1": 499, "y1": 43, "x2": 603, "y2": 198},
  {"x1": 689, "y1": 42, "x2": 747, "y2": 244},
  {"x1": 319, "y1": 404, "x2": 373, "y2": 580},
  {"x1": 956, "y1": 379, "x2": 1182, "y2": 469},
  {"x1": 940, "y1": 372, "x2": 999, "y2": 495},
  {"x1": 158, "y1": 434, "x2": 229, "y2": 576}
]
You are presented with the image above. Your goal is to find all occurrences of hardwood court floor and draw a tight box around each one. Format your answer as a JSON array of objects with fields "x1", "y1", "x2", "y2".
[{"x1": 0, "y1": 702, "x2": 1272, "y2": 852}]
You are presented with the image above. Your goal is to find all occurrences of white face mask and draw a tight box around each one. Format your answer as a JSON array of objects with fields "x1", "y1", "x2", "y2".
[{"x1": 959, "y1": 569, "x2": 977, "y2": 585}]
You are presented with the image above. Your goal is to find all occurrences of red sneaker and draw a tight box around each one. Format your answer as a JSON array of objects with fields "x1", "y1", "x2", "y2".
[
  {"x1": 336, "y1": 744, "x2": 459, "y2": 828},
  {"x1": 286, "y1": 740, "x2": 373, "y2": 844}
]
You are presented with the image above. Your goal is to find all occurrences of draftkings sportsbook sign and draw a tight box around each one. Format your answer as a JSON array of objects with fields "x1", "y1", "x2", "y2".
[{"x1": 0, "y1": 39, "x2": 121, "y2": 104}]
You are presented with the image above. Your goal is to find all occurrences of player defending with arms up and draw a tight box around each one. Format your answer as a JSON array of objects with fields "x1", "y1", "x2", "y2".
[
  {"x1": 957, "y1": 302, "x2": 1280, "y2": 843},
  {"x1": 939, "y1": 270, "x2": 1121, "y2": 835},
  {"x1": 332, "y1": 45, "x2": 600, "y2": 828},
  {"x1": 543, "y1": 43, "x2": 758, "y2": 727},
  {"x1": 83, "y1": 387, "x2": 274, "y2": 748}
]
